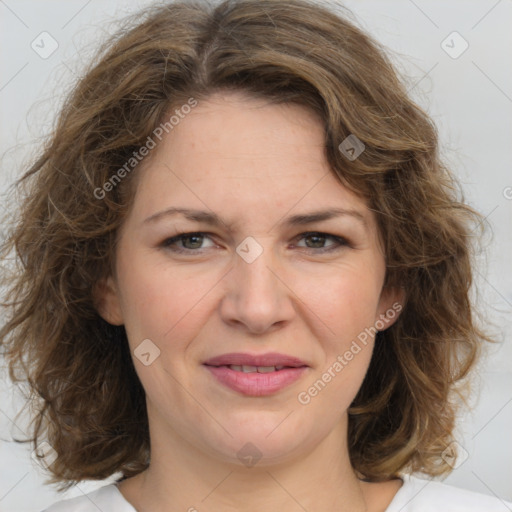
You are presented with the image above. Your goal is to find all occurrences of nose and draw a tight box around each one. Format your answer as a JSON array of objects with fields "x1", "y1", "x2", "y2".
[{"x1": 219, "y1": 241, "x2": 296, "y2": 335}]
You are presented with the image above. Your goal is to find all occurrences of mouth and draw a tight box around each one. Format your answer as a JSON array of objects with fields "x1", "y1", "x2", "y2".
[
  {"x1": 203, "y1": 352, "x2": 308, "y2": 368},
  {"x1": 202, "y1": 353, "x2": 309, "y2": 396},
  {"x1": 210, "y1": 364, "x2": 299, "y2": 373}
]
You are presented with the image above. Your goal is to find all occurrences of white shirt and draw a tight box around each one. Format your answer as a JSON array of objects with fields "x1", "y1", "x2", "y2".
[{"x1": 41, "y1": 474, "x2": 512, "y2": 511}]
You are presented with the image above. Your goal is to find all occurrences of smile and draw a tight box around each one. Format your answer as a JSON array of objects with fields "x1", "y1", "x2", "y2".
[
  {"x1": 225, "y1": 364, "x2": 290, "y2": 373},
  {"x1": 203, "y1": 363, "x2": 308, "y2": 396}
]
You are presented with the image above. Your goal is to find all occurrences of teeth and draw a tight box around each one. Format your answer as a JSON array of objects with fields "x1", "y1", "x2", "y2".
[
  {"x1": 228, "y1": 365, "x2": 280, "y2": 373},
  {"x1": 257, "y1": 366, "x2": 276, "y2": 373}
]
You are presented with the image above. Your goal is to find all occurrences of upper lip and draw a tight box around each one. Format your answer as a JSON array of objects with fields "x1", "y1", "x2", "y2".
[{"x1": 203, "y1": 352, "x2": 308, "y2": 368}]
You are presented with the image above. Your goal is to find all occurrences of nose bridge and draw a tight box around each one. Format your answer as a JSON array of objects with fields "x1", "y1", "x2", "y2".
[
  {"x1": 221, "y1": 236, "x2": 293, "y2": 332},
  {"x1": 234, "y1": 236, "x2": 280, "y2": 302}
]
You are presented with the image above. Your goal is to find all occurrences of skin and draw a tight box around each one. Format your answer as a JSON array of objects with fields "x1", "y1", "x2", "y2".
[{"x1": 97, "y1": 91, "x2": 404, "y2": 512}]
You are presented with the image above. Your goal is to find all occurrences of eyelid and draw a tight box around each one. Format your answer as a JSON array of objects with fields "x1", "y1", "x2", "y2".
[
  {"x1": 159, "y1": 231, "x2": 351, "y2": 254},
  {"x1": 293, "y1": 231, "x2": 350, "y2": 250},
  {"x1": 159, "y1": 232, "x2": 216, "y2": 251}
]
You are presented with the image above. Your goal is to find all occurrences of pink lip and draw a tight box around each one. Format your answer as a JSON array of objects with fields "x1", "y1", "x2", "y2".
[
  {"x1": 203, "y1": 352, "x2": 309, "y2": 397},
  {"x1": 204, "y1": 365, "x2": 308, "y2": 396},
  {"x1": 203, "y1": 352, "x2": 308, "y2": 368}
]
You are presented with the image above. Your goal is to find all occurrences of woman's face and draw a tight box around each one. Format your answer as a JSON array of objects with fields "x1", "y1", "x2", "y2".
[{"x1": 99, "y1": 91, "x2": 402, "y2": 466}]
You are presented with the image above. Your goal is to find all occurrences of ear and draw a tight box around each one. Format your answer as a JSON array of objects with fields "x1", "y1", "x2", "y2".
[
  {"x1": 374, "y1": 285, "x2": 405, "y2": 332},
  {"x1": 93, "y1": 275, "x2": 124, "y2": 326}
]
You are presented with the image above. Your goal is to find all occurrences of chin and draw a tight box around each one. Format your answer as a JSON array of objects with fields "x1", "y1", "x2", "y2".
[{"x1": 200, "y1": 414, "x2": 313, "y2": 467}]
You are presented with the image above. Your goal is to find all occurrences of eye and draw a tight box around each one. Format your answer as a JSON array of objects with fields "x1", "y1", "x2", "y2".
[
  {"x1": 160, "y1": 232, "x2": 215, "y2": 253},
  {"x1": 160, "y1": 231, "x2": 350, "y2": 255},
  {"x1": 294, "y1": 232, "x2": 349, "y2": 253}
]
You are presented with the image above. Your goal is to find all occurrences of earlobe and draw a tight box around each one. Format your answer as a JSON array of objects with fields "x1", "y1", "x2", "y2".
[
  {"x1": 376, "y1": 286, "x2": 405, "y2": 332},
  {"x1": 93, "y1": 276, "x2": 124, "y2": 326}
]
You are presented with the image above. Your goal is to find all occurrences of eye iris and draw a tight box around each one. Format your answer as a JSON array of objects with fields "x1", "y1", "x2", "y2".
[
  {"x1": 305, "y1": 234, "x2": 326, "y2": 248},
  {"x1": 183, "y1": 234, "x2": 203, "y2": 249}
]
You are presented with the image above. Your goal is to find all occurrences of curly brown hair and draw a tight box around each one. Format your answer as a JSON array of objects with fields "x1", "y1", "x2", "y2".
[{"x1": 0, "y1": 0, "x2": 493, "y2": 492}]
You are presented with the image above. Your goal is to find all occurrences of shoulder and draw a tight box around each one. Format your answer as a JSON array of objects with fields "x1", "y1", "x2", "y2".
[
  {"x1": 41, "y1": 483, "x2": 136, "y2": 512},
  {"x1": 386, "y1": 474, "x2": 512, "y2": 512}
]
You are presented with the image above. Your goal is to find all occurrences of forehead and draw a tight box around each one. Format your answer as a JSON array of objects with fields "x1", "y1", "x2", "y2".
[
  {"x1": 130, "y1": 91, "x2": 370, "y2": 227},
  {"x1": 162, "y1": 92, "x2": 326, "y2": 174}
]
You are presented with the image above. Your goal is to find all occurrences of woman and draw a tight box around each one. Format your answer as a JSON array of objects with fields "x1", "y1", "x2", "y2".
[{"x1": 1, "y1": 0, "x2": 509, "y2": 511}]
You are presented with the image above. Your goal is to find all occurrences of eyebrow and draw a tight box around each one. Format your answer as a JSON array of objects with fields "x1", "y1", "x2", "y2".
[{"x1": 143, "y1": 207, "x2": 367, "y2": 230}]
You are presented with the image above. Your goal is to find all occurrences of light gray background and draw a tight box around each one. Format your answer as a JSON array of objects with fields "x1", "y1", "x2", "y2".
[{"x1": 1, "y1": 1, "x2": 511, "y2": 511}]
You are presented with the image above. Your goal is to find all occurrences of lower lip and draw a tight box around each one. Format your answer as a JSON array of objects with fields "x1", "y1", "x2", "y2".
[{"x1": 204, "y1": 365, "x2": 308, "y2": 396}]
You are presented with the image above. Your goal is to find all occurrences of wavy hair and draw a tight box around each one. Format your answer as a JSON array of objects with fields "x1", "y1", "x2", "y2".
[{"x1": 0, "y1": 0, "x2": 493, "y2": 491}]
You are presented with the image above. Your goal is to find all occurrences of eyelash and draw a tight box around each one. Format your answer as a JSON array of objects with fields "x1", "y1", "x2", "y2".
[{"x1": 159, "y1": 231, "x2": 350, "y2": 255}]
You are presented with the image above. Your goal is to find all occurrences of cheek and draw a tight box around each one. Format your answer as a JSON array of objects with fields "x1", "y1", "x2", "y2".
[
  {"x1": 115, "y1": 247, "x2": 198, "y2": 344},
  {"x1": 293, "y1": 262, "x2": 382, "y2": 402},
  {"x1": 298, "y1": 272, "x2": 378, "y2": 410},
  {"x1": 115, "y1": 248, "x2": 230, "y2": 369},
  {"x1": 295, "y1": 261, "x2": 383, "y2": 342}
]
